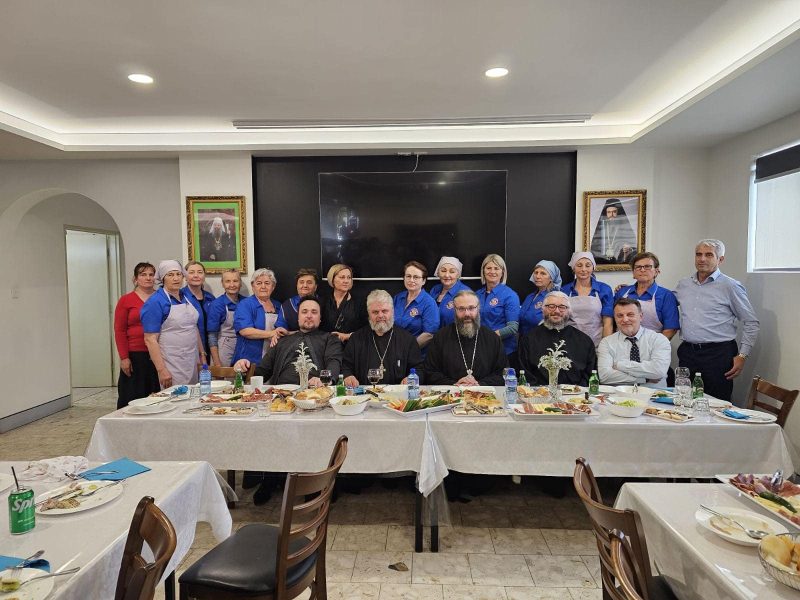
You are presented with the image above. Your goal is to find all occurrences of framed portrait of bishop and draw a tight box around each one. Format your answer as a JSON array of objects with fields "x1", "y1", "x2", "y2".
[
  {"x1": 582, "y1": 190, "x2": 646, "y2": 271},
  {"x1": 186, "y1": 196, "x2": 247, "y2": 274}
]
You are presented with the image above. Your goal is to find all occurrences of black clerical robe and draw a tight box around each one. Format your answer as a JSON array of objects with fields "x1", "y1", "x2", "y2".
[
  {"x1": 342, "y1": 325, "x2": 423, "y2": 385},
  {"x1": 255, "y1": 329, "x2": 343, "y2": 384},
  {"x1": 424, "y1": 324, "x2": 507, "y2": 386},
  {"x1": 518, "y1": 324, "x2": 596, "y2": 386}
]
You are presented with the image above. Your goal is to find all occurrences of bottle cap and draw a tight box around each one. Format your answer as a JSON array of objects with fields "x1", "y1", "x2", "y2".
[
  {"x1": 695, "y1": 372, "x2": 701, "y2": 376},
  {"x1": 202, "y1": 364, "x2": 208, "y2": 369},
  {"x1": 506, "y1": 368, "x2": 515, "y2": 376},
  {"x1": 410, "y1": 368, "x2": 416, "y2": 374}
]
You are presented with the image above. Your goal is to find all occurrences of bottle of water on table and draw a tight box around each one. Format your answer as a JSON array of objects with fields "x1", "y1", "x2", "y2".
[
  {"x1": 692, "y1": 372, "x2": 710, "y2": 420},
  {"x1": 407, "y1": 368, "x2": 419, "y2": 400},
  {"x1": 505, "y1": 368, "x2": 518, "y2": 407},
  {"x1": 199, "y1": 364, "x2": 212, "y2": 396}
]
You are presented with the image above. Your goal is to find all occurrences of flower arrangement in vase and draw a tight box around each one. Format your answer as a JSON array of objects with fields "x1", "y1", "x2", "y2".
[
  {"x1": 293, "y1": 342, "x2": 317, "y2": 390},
  {"x1": 538, "y1": 340, "x2": 572, "y2": 401}
]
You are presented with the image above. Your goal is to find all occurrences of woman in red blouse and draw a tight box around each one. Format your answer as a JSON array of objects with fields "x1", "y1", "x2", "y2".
[{"x1": 114, "y1": 262, "x2": 159, "y2": 407}]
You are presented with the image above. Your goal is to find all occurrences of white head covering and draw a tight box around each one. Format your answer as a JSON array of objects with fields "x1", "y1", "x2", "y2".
[
  {"x1": 435, "y1": 256, "x2": 463, "y2": 277},
  {"x1": 156, "y1": 260, "x2": 186, "y2": 285},
  {"x1": 568, "y1": 251, "x2": 596, "y2": 270},
  {"x1": 208, "y1": 217, "x2": 225, "y2": 235}
]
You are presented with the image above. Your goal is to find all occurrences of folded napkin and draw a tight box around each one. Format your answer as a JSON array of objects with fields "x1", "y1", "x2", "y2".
[
  {"x1": 0, "y1": 555, "x2": 50, "y2": 573},
  {"x1": 172, "y1": 385, "x2": 188, "y2": 395},
  {"x1": 80, "y1": 457, "x2": 151, "y2": 481},
  {"x1": 17, "y1": 456, "x2": 88, "y2": 482},
  {"x1": 651, "y1": 397, "x2": 676, "y2": 405},
  {"x1": 722, "y1": 408, "x2": 749, "y2": 419}
]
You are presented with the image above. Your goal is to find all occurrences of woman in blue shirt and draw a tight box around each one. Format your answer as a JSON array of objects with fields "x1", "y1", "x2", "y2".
[
  {"x1": 476, "y1": 254, "x2": 520, "y2": 358},
  {"x1": 182, "y1": 261, "x2": 215, "y2": 355},
  {"x1": 207, "y1": 269, "x2": 243, "y2": 367},
  {"x1": 561, "y1": 252, "x2": 614, "y2": 346},
  {"x1": 429, "y1": 256, "x2": 471, "y2": 328},
  {"x1": 393, "y1": 261, "x2": 440, "y2": 352},
  {"x1": 232, "y1": 268, "x2": 283, "y2": 364},
  {"x1": 519, "y1": 260, "x2": 562, "y2": 338}
]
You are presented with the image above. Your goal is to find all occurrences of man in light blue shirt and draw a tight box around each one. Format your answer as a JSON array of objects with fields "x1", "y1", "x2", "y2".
[{"x1": 675, "y1": 239, "x2": 759, "y2": 401}]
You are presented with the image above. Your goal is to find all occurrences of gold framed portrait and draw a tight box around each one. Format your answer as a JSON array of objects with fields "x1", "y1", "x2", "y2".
[
  {"x1": 583, "y1": 190, "x2": 647, "y2": 271},
  {"x1": 186, "y1": 196, "x2": 247, "y2": 274}
]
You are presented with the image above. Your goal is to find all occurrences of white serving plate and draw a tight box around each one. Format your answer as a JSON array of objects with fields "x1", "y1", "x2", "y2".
[
  {"x1": 36, "y1": 480, "x2": 122, "y2": 515},
  {"x1": 460, "y1": 385, "x2": 495, "y2": 393},
  {"x1": 712, "y1": 408, "x2": 777, "y2": 424},
  {"x1": 451, "y1": 405, "x2": 506, "y2": 417},
  {"x1": 382, "y1": 402, "x2": 460, "y2": 418},
  {"x1": 0, "y1": 567, "x2": 55, "y2": 600},
  {"x1": 695, "y1": 505, "x2": 787, "y2": 547},
  {"x1": 194, "y1": 406, "x2": 256, "y2": 417},
  {"x1": 122, "y1": 403, "x2": 176, "y2": 416},
  {"x1": 508, "y1": 403, "x2": 596, "y2": 420},
  {"x1": 717, "y1": 474, "x2": 800, "y2": 529}
]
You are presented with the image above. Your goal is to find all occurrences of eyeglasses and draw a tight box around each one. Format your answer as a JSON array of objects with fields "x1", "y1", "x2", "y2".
[
  {"x1": 633, "y1": 265, "x2": 655, "y2": 271},
  {"x1": 404, "y1": 275, "x2": 424, "y2": 280},
  {"x1": 543, "y1": 304, "x2": 569, "y2": 311},
  {"x1": 455, "y1": 305, "x2": 479, "y2": 313}
]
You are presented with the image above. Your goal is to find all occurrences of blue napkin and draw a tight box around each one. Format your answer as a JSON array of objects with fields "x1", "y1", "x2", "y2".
[
  {"x1": 651, "y1": 396, "x2": 676, "y2": 405},
  {"x1": 0, "y1": 555, "x2": 50, "y2": 573},
  {"x1": 172, "y1": 385, "x2": 188, "y2": 396},
  {"x1": 80, "y1": 457, "x2": 151, "y2": 481},
  {"x1": 722, "y1": 408, "x2": 749, "y2": 420}
]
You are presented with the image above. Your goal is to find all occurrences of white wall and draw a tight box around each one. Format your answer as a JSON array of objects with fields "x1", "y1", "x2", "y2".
[{"x1": 707, "y1": 110, "x2": 800, "y2": 448}]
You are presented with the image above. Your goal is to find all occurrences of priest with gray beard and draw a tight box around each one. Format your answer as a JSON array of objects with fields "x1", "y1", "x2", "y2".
[
  {"x1": 342, "y1": 289, "x2": 423, "y2": 385},
  {"x1": 424, "y1": 290, "x2": 507, "y2": 386},
  {"x1": 518, "y1": 291, "x2": 597, "y2": 385}
]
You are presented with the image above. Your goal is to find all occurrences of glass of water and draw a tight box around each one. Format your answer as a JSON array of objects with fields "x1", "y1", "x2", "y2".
[
  {"x1": 256, "y1": 400, "x2": 270, "y2": 418},
  {"x1": 189, "y1": 384, "x2": 201, "y2": 409},
  {"x1": 675, "y1": 377, "x2": 692, "y2": 409}
]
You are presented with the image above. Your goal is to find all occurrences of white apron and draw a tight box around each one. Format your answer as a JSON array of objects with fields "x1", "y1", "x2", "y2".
[
  {"x1": 159, "y1": 289, "x2": 200, "y2": 386},
  {"x1": 217, "y1": 304, "x2": 238, "y2": 367},
  {"x1": 569, "y1": 293, "x2": 603, "y2": 346},
  {"x1": 623, "y1": 285, "x2": 664, "y2": 332},
  {"x1": 262, "y1": 312, "x2": 278, "y2": 357}
]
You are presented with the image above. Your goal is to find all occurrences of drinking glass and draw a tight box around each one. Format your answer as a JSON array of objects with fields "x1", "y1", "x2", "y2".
[
  {"x1": 256, "y1": 400, "x2": 270, "y2": 418},
  {"x1": 189, "y1": 384, "x2": 201, "y2": 409},
  {"x1": 319, "y1": 370, "x2": 333, "y2": 387},
  {"x1": 675, "y1": 377, "x2": 692, "y2": 409},
  {"x1": 675, "y1": 367, "x2": 690, "y2": 381},
  {"x1": 367, "y1": 368, "x2": 382, "y2": 388}
]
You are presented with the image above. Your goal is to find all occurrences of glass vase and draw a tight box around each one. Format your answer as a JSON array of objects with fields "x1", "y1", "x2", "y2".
[
  {"x1": 298, "y1": 369, "x2": 310, "y2": 391},
  {"x1": 548, "y1": 368, "x2": 561, "y2": 402}
]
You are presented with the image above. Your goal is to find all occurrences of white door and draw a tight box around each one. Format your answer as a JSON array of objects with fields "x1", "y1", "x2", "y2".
[{"x1": 65, "y1": 229, "x2": 120, "y2": 387}]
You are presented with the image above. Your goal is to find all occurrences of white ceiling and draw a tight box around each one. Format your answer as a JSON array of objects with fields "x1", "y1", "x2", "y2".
[{"x1": 1, "y1": 0, "x2": 799, "y2": 158}]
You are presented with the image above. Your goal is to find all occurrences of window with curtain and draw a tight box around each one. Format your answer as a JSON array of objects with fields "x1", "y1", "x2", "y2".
[{"x1": 749, "y1": 142, "x2": 800, "y2": 271}]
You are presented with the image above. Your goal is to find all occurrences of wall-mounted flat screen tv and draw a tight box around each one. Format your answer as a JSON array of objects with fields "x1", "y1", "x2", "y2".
[{"x1": 319, "y1": 170, "x2": 507, "y2": 279}]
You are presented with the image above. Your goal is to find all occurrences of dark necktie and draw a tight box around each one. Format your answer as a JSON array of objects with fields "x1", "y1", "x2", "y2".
[{"x1": 627, "y1": 337, "x2": 640, "y2": 362}]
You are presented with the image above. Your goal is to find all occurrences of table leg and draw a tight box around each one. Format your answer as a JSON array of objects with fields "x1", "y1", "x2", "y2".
[
  {"x1": 164, "y1": 570, "x2": 175, "y2": 600},
  {"x1": 414, "y1": 491, "x2": 423, "y2": 553},
  {"x1": 227, "y1": 469, "x2": 236, "y2": 509},
  {"x1": 430, "y1": 496, "x2": 439, "y2": 553}
]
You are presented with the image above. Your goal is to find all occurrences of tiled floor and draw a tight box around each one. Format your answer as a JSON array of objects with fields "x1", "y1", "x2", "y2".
[{"x1": 2, "y1": 388, "x2": 605, "y2": 600}]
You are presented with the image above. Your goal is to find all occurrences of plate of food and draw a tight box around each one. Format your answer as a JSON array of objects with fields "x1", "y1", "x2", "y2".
[
  {"x1": 642, "y1": 407, "x2": 693, "y2": 422},
  {"x1": 292, "y1": 386, "x2": 334, "y2": 410},
  {"x1": 384, "y1": 393, "x2": 460, "y2": 417},
  {"x1": 721, "y1": 474, "x2": 800, "y2": 528},
  {"x1": 194, "y1": 406, "x2": 256, "y2": 417},
  {"x1": 695, "y1": 505, "x2": 787, "y2": 546},
  {"x1": 559, "y1": 384, "x2": 583, "y2": 396},
  {"x1": 607, "y1": 398, "x2": 646, "y2": 418},
  {"x1": 122, "y1": 403, "x2": 176, "y2": 416},
  {"x1": 509, "y1": 402, "x2": 595, "y2": 419},
  {"x1": 36, "y1": 480, "x2": 122, "y2": 515},
  {"x1": 712, "y1": 408, "x2": 776, "y2": 424},
  {"x1": 0, "y1": 566, "x2": 55, "y2": 599},
  {"x1": 518, "y1": 385, "x2": 551, "y2": 400},
  {"x1": 759, "y1": 534, "x2": 800, "y2": 591},
  {"x1": 452, "y1": 403, "x2": 505, "y2": 416},
  {"x1": 270, "y1": 398, "x2": 296, "y2": 414}
]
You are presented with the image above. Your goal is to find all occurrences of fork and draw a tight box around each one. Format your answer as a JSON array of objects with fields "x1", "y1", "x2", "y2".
[
  {"x1": 16, "y1": 567, "x2": 81, "y2": 589},
  {"x1": 6, "y1": 550, "x2": 44, "y2": 583},
  {"x1": 699, "y1": 504, "x2": 770, "y2": 539},
  {"x1": 64, "y1": 470, "x2": 117, "y2": 480},
  {"x1": 36, "y1": 481, "x2": 120, "y2": 507}
]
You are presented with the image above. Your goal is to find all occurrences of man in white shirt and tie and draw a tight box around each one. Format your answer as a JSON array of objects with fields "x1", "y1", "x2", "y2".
[{"x1": 597, "y1": 297, "x2": 672, "y2": 386}]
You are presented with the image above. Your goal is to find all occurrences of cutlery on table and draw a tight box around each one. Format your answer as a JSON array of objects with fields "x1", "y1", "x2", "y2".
[
  {"x1": 15, "y1": 567, "x2": 81, "y2": 589},
  {"x1": 36, "y1": 481, "x2": 120, "y2": 507},
  {"x1": 64, "y1": 470, "x2": 117, "y2": 481},
  {"x1": 699, "y1": 504, "x2": 770, "y2": 539},
  {"x1": 7, "y1": 550, "x2": 45, "y2": 581}
]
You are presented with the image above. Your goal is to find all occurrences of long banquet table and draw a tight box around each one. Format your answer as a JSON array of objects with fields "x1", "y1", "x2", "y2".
[
  {"x1": 616, "y1": 482, "x2": 800, "y2": 599},
  {"x1": 0, "y1": 460, "x2": 231, "y2": 600}
]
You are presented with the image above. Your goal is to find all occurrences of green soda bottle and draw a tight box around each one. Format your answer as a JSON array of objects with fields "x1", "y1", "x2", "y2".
[
  {"x1": 588, "y1": 370, "x2": 600, "y2": 395},
  {"x1": 518, "y1": 370, "x2": 528, "y2": 386},
  {"x1": 336, "y1": 374, "x2": 346, "y2": 397},
  {"x1": 692, "y1": 373, "x2": 704, "y2": 399},
  {"x1": 233, "y1": 369, "x2": 244, "y2": 392}
]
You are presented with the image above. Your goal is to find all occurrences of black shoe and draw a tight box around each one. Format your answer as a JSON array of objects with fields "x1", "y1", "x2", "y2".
[
  {"x1": 253, "y1": 481, "x2": 274, "y2": 505},
  {"x1": 242, "y1": 472, "x2": 263, "y2": 489}
]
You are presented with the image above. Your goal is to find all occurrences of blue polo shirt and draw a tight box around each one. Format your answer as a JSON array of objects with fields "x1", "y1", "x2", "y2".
[
  {"x1": 232, "y1": 294, "x2": 281, "y2": 363},
  {"x1": 614, "y1": 282, "x2": 680, "y2": 331},
  {"x1": 207, "y1": 293, "x2": 242, "y2": 334},
  {"x1": 476, "y1": 283, "x2": 521, "y2": 355},
  {"x1": 429, "y1": 280, "x2": 472, "y2": 327},
  {"x1": 182, "y1": 286, "x2": 215, "y2": 348},
  {"x1": 393, "y1": 289, "x2": 440, "y2": 338},
  {"x1": 519, "y1": 288, "x2": 555, "y2": 337},
  {"x1": 275, "y1": 295, "x2": 301, "y2": 331},
  {"x1": 561, "y1": 279, "x2": 615, "y2": 318},
  {"x1": 140, "y1": 289, "x2": 198, "y2": 333}
]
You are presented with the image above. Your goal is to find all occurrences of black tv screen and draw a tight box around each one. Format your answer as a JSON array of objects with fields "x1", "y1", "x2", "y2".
[{"x1": 319, "y1": 170, "x2": 507, "y2": 279}]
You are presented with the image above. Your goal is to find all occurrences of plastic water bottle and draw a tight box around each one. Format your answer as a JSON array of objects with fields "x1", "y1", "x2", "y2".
[
  {"x1": 199, "y1": 364, "x2": 212, "y2": 396},
  {"x1": 692, "y1": 372, "x2": 710, "y2": 420},
  {"x1": 407, "y1": 368, "x2": 420, "y2": 400},
  {"x1": 505, "y1": 368, "x2": 518, "y2": 407}
]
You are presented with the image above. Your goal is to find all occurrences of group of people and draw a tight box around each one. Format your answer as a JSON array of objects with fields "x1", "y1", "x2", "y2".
[{"x1": 114, "y1": 238, "x2": 758, "y2": 408}]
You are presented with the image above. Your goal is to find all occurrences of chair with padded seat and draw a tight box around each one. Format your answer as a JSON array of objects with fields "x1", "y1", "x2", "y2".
[
  {"x1": 115, "y1": 496, "x2": 178, "y2": 600},
  {"x1": 745, "y1": 375, "x2": 798, "y2": 428},
  {"x1": 179, "y1": 435, "x2": 348, "y2": 600},
  {"x1": 610, "y1": 529, "x2": 646, "y2": 600},
  {"x1": 573, "y1": 458, "x2": 675, "y2": 600}
]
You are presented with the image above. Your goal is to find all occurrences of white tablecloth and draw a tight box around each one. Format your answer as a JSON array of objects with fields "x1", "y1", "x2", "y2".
[
  {"x1": 0, "y1": 460, "x2": 232, "y2": 600},
  {"x1": 615, "y1": 482, "x2": 799, "y2": 600}
]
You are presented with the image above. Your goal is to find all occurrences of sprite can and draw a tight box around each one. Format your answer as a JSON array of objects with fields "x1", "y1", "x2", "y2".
[{"x1": 8, "y1": 487, "x2": 35, "y2": 534}]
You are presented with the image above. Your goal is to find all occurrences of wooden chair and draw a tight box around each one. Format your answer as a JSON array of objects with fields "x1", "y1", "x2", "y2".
[
  {"x1": 179, "y1": 436, "x2": 349, "y2": 600},
  {"x1": 115, "y1": 496, "x2": 178, "y2": 600},
  {"x1": 573, "y1": 458, "x2": 675, "y2": 600},
  {"x1": 610, "y1": 530, "x2": 646, "y2": 600},
  {"x1": 745, "y1": 375, "x2": 798, "y2": 428},
  {"x1": 209, "y1": 364, "x2": 255, "y2": 383}
]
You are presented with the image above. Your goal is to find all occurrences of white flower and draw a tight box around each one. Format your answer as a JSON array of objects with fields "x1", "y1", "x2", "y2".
[
  {"x1": 293, "y1": 342, "x2": 318, "y2": 375},
  {"x1": 538, "y1": 340, "x2": 573, "y2": 372}
]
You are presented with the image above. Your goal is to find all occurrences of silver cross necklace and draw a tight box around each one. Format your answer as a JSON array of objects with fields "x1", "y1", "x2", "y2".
[
  {"x1": 371, "y1": 328, "x2": 394, "y2": 378},
  {"x1": 455, "y1": 327, "x2": 479, "y2": 377}
]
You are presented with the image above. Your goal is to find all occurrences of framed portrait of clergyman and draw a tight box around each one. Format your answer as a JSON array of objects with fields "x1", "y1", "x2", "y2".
[
  {"x1": 582, "y1": 190, "x2": 646, "y2": 271},
  {"x1": 186, "y1": 196, "x2": 247, "y2": 274}
]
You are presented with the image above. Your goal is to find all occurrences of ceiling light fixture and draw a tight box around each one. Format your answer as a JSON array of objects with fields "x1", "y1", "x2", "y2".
[
  {"x1": 485, "y1": 67, "x2": 509, "y2": 78},
  {"x1": 128, "y1": 73, "x2": 154, "y2": 84},
  {"x1": 232, "y1": 115, "x2": 591, "y2": 129}
]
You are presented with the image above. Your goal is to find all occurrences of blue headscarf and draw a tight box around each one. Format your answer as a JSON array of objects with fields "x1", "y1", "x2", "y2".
[{"x1": 529, "y1": 260, "x2": 562, "y2": 289}]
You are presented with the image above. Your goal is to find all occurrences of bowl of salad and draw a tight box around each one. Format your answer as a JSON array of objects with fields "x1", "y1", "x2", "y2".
[
  {"x1": 608, "y1": 397, "x2": 646, "y2": 418},
  {"x1": 330, "y1": 395, "x2": 370, "y2": 415}
]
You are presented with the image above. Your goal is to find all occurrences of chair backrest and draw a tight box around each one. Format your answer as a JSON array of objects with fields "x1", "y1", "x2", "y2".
[
  {"x1": 610, "y1": 530, "x2": 646, "y2": 600},
  {"x1": 274, "y1": 436, "x2": 348, "y2": 597},
  {"x1": 209, "y1": 364, "x2": 255, "y2": 383},
  {"x1": 573, "y1": 458, "x2": 652, "y2": 600},
  {"x1": 746, "y1": 375, "x2": 798, "y2": 427},
  {"x1": 115, "y1": 496, "x2": 178, "y2": 600}
]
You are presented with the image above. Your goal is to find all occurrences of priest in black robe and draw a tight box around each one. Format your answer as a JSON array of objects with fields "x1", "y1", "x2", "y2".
[
  {"x1": 425, "y1": 290, "x2": 507, "y2": 386},
  {"x1": 342, "y1": 290, "x2": 423, "y2": 386},
  {"x1": 518, "y1": 291, "x2": 596, "y2": 385}
]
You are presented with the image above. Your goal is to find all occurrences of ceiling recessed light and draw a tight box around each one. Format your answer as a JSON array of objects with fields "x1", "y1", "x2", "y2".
[
  {"x1": 128, "y1": 73, "x2": 154, "y2": 84},
  {"x1": 485, "y1": 67, "x2": 508, "y2": 78}
]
